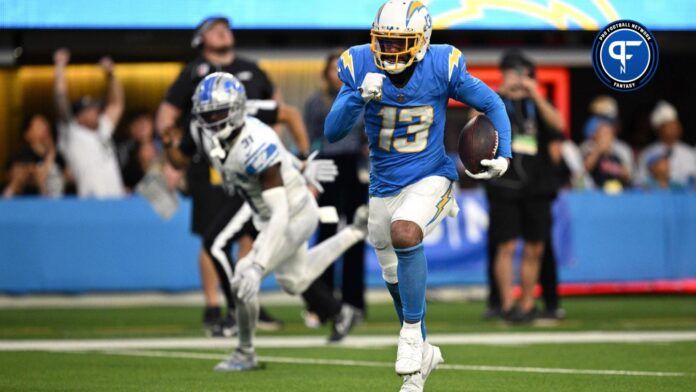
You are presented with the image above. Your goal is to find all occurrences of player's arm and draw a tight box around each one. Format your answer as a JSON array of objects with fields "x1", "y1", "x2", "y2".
[
  {"x1": 53, "y1": 48, "x2": 71, "y2": 123},
  {"x1": 324, "y1": 49, "x2": 374, "y2": 143},
  {"x1": 449, "y1": 57, "x2": 512, "y2": 159},
  {"x1": 100, "y1": 57, "x2": 125, "y2": 126}
]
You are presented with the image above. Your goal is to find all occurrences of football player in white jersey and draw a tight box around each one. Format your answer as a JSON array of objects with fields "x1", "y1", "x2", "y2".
[{"x1": 190, "y1": 72, "x2": 368, "y2": 371}]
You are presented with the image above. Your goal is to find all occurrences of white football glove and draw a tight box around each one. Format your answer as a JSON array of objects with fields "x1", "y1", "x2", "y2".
[
  {"x1": 359, "y1": 72, "x2": 386, "y2": 102},
  {"x1": 233, "y1": 263, "x2": 264, "y2": 303},
  {"x1": 465, "y1": 157, "x2": 510, "y2": 180},
  {"x1": 303, "y1": 150, "x2": 338, "y2": 193}
]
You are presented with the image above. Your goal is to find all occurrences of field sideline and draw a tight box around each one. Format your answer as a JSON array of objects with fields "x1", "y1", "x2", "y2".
[{"x1": 1, "y1": 296, "x2": 694, "y2": 391}]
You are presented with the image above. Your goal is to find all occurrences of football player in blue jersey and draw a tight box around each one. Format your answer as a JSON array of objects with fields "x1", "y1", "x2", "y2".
[{"x1": 324, "y1": 1, "x2": 512, "y2": 390}]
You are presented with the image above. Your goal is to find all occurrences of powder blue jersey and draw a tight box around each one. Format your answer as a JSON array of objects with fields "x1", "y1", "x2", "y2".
[{"x1": 325, "y1": 44, "x2": 511, "y2": 197}]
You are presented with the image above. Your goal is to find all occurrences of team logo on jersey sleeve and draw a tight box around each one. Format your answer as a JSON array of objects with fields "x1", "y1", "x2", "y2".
[{"x1": 592, "y1": 20, "x2": 658, "y2": 92}]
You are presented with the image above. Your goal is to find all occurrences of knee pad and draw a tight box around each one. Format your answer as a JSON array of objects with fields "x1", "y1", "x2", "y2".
[
  {"x1": 375, "y1": 247, "x2": 398, "y2": 284},
  {"x1": 381, "y1": 265, "x2": 398, "y2": 284}
]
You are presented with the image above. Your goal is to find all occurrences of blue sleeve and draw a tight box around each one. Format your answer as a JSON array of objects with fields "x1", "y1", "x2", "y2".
[
  {"x1": 325, "y1": 48, "x2": 365, "y2": 143},
  {"x1": 324, "y1": 85, "x2": 364, "y2": 143},
  {"x1": 447, "y1": 50, "x2": 512, "y2": 158}
]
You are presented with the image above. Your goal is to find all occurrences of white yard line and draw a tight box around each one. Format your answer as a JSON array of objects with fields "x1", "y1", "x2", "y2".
[
  {"x1": 1, "y1": 331, "x2": 695, "y2": 351},
  {"x1": 0, "y1": 287, "x2": 486, "y2": 309},
  {"x1": 96, "y1": 349, "x2": 686, "y2": 377}
]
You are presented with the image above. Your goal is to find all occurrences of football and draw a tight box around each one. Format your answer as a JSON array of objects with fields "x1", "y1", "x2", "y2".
[{"x1": 458, "y1": 114, "x2": 499, "y2": 174}]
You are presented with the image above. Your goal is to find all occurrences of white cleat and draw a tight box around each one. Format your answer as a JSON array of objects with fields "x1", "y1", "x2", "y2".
[
  {"x1": 399, "y1": 341, "x2": 444, "y2": 391},
  {"x1": 395, "y1": 323, "x2": 423, "y2": 375},
  {"x1": 421, "y1": 341, "x2": 444, "y2": 382},
  {"x1": 400, "y1": 372, "x2": 424, "y2": 392}
]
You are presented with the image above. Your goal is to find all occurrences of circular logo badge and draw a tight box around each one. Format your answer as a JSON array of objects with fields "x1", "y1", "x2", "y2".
[{"x1": 592, "y1": 20, "x2": 659, "y2": 92}]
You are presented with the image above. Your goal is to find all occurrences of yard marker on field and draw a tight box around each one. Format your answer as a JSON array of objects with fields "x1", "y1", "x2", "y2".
[{"x1": 96, "y1": 349, "x2": 687, "y2": 378}]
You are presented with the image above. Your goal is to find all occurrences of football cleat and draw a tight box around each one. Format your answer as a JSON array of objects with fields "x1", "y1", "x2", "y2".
[
  {"x1": 399, "y1": 341, "x2": 444, "y2": 391},
  {"x1": 400, "y1": 372, "x2": 424, "y2": 392},
  {"x1": 421, "y1": 341, "x2": 444, "y2": 382},
  {"x1": 395, "y1": 323, "x2": 423, "y2": 375},
  {"x1": 350, "y1": 205, "x2": 369, "y2": 238},
  {"x1": 214, "y1": 348, "x2": 259, "y2": 372},
  {"x1": 328, "y1": 304, "x2": 363, "y2": 343},
  {"x1": 206, "y1": 312, "x2": 238, "y2": 338}
]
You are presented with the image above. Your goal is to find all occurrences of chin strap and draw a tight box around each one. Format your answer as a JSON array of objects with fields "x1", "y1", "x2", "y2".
[{"x1": 209, "y1": 136, "x2": 227, "y2": 160}]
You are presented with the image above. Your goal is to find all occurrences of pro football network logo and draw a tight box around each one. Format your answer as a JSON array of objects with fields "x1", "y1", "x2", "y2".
[{"x1": 591, "y1": 20, "x2": 659, "y2": 92}]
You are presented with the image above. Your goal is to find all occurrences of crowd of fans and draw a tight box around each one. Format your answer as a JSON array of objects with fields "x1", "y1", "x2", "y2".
[
  {"x1": 4, "y1": 67, "x2": 694, "y2": 199},
  {"x1": 3, "y1": 43, "x2": 695, "y2": 201}
]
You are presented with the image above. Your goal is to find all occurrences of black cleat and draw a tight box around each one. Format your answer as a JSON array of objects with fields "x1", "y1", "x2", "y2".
[
  {"x1": 328, "y1": 304, "x2": 362, "y2": 343},
  {"x1": 482, "y1": 307, "x2": 502, "y2": 321},
  {"x1": 537, "y1": 308, "x2": 566, "y2": 321},
  {"x1": 257, "y1": 307, "x2": 284, "y2": 331},
  {"x1": 503, "y1": 306, "x2": 538, "y2": 325},
  {"x1": 202, "y1": 306, "x2": 221, "y2": 327},
  {"x1": 207, "y1": 312, "x2": 238, "y2": 338}
]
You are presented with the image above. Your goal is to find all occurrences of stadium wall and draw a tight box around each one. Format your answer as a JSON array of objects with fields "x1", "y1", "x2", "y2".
[{"x1": 0, "y1": 191, "x2": 694, "y2": 294}]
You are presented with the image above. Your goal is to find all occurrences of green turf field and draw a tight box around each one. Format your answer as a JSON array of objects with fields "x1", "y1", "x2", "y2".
[{"x1": 1, "y1": 296, "x2": 695, "y2": 391}]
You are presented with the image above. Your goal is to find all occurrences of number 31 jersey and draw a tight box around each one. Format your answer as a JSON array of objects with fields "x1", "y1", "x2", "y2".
[{"x1": 335, "y1": 44, "x2": 508, "y2": 197}]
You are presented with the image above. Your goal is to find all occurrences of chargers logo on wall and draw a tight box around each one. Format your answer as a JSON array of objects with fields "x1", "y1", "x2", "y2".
[{"x1": 592, "y1": 20, "x2": 658, "y2": 92}]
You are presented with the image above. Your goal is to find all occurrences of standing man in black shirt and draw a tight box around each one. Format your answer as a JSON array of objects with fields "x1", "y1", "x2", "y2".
[
  {"x1": 485, "y1": 50, "x2": 565, "y2": 323},
  {"x1": 157, "y1": 16, "x2": 309, "y2": 335}
]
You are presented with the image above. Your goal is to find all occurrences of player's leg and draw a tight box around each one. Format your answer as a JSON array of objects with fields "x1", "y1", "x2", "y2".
[
  {"x1": 214, "y1": 254, "x2": 259, "y2": 372},
  {"x1": 390, "y1": 176, "x2": 456, "y2": 375},
  {"x1": 295, "y1": 202, "x2": 367, "y2": 291},
  {"x1": 203, "y1": 202, "x2": 254, "y2": 336}
]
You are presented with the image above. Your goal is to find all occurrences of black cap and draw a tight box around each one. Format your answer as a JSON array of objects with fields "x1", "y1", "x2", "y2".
[
  {"x1": 500, "y1": 49, "x2": 536, "y2": 79},
  {"x1": 71, "y1": 96, "x2": 102, "y2": 115},
  {"x1": 191, "y1": 16, "x2": 231, "y2": 49}
]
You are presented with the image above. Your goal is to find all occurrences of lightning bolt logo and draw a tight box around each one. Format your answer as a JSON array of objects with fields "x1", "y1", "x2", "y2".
[
  {"x1": 448, "y1": 48, "x2": 462, "y2": 82},
  {"x1": 340, "y1": 50, "x2": 355, "y2": 84},
  {"x1": 433, "y1": 0, "x2": 601, "y2": 31},
  {"x1": 427, "y1": 184, "x2": 453, "y2": 226}
]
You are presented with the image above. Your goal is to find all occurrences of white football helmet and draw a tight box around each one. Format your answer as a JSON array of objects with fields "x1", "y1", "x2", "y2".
[
  {"x1": 192, "y1": 72, "x2": 246, "y2": 140},
  {"x1": 371, "y1": 0, "x2": 432, "y2": 74}
]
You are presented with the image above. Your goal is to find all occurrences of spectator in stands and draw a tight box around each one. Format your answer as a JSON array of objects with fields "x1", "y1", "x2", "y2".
[
  {"x1": 642, "y1": 148, "x2": 688, "y2": 190},
  {"x1": 581, "y1": 116, "x2": 633, "y2": 191},
  {"x1": 53, "y1": 48, "x2": 126, "y2": 198},
  {"x1": 3, "y1": 114, "x2": 68, "y2": 198},
  {"x1": 484, "y1": 50, "x2": 565, "y2": 324},
  {"x1": 301, "y1": 49, "x2": 368, "y2": 326},
  {"x1": 117, "y1": 112, "x2": 161, "y2": 192},
  {"x1": 588, "y1": 95, "x2": 619, "y2": 122},
  {"x1": 636, "y1": 101, "x2": 696, "y2": 188}
]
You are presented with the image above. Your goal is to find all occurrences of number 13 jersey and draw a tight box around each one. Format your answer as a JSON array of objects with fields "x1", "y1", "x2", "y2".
[{"x1": 333, "y1": 43, "x2": 511, "y2": 197}]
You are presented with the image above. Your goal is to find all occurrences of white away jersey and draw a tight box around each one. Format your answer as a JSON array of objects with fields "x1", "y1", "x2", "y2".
[{"x1": 192, "y1": 116, "x2": 309, "y2": 223}]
